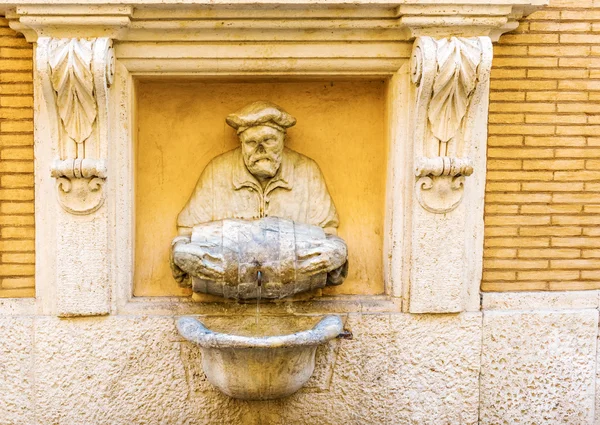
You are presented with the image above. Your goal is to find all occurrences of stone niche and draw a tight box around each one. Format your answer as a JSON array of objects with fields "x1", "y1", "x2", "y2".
[
  {"x1": 135, "y1": 79, "x2": 388, "y2": 297},
  {"x1": 1, "y1": 0, "x2": 547, "y2": 317}
]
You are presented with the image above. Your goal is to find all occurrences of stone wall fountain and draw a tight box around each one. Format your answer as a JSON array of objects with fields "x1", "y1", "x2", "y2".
[
  {"x1": 0, "y1": 2, "x2": 554, "y2": 422},
  {"x1": 171, "y1": 101, "x2": 350, "y2": 399}
]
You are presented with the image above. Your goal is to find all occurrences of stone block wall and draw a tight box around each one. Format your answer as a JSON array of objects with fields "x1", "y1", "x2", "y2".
[
  {"x1": 479, "y1": 295, "x2": 599, "y2": 424},
  {"x1": 0, "y1": 18, "x2": 34, "y2": 298},
  {"x1": 0, "y1": 312, "x2": 485, "y2": 425},
  {"x1": 483, "y1": 0, "x2": 600, "y2": 292}
]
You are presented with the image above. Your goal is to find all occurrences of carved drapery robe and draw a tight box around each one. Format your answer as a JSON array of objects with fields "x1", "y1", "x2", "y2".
[{"x1": 177, "y1": 147, "x2": 340, "y2": 235}]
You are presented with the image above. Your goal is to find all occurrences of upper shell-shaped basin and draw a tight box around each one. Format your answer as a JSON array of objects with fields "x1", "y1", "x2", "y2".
[{"x1": 177, "y1": 315, "x2": 343, "y2": 400}]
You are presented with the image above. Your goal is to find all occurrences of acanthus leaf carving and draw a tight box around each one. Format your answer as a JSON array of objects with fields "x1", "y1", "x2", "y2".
[
  {"x1": 411, "y1": 36, "x2": 491, "y2": 214},
  {"x1": 39, "y1": 37, "x2": 114, "y2": 215},
  {"x1": 49, "y1": 38, "x2": 97, "y2": 145},
  {"x1": 428, "y1": 38, "x2": 482, "y2": 146}
]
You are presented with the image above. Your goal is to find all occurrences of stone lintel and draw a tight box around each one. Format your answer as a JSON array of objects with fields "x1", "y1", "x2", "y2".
[{"x1": 3, "y1": 1, "x2": 548, "y2": 42}]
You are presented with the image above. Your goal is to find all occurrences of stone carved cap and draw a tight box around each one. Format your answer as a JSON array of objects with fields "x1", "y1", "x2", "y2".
[{"x1": 226, "y1": 101, "x2": 296, "y2": 135}]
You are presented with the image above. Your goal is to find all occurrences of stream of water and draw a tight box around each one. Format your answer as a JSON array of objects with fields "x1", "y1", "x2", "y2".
[{"x1": 255, "y1": 270, "x2": 262, "y2": 332}]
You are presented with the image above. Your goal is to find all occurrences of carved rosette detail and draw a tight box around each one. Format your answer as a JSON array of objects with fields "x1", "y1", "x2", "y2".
[
  {"x1": 411, "y1": 36, "x2": 491, "y2": 214},
  {"x1": 41, "y1": 37, "x2": 114, "y2": 215}
]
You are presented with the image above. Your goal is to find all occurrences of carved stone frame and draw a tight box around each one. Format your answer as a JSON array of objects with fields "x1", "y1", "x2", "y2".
[
  {"x1": 0, "y1": 2, "x2": 547, "y2": 317},
  {"x1": 109, "y1": 45, "x2": 411, "y2": 316}
]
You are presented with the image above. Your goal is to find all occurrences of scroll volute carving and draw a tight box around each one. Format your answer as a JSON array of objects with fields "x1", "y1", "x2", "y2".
[
  {"x1": 411, "y1": 36, "x2": 492, "y2": 214},
  {"x1": 38, "y1": 37, "x2": 114, "y2": 215}
]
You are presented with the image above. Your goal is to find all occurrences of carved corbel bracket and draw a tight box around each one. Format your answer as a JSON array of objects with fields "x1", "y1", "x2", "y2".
[
  {"x1": 38, "y1": 37, "x2": 114, "y2": 215},
  {"x1": 411, "y1": 36, "x2": 492, "y2": 214},
  {"x1": 50, "y1": 159, "x2": 108, "y2": 215},
  {"x1": 414, "y1": 156, "x2": 473, "y2": 214}
]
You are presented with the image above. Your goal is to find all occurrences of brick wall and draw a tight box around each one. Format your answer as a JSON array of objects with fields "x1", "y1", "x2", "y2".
[
  {"x1": 483, "y1": 0, "x2": 600, "y2": 291},
  {"x1": 0, "y1": 18, "x2": 35, "y2": 298}
]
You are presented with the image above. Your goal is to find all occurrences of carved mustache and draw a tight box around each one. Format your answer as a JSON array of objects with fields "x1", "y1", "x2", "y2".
[{"x1": 249, "y1": 155, "x2": 277, "y2": 164}]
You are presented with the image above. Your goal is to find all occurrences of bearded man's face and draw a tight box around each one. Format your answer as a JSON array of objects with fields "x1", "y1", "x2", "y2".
[{"x1": 239, "y1": 125, "x2": 285, "y2": 180}]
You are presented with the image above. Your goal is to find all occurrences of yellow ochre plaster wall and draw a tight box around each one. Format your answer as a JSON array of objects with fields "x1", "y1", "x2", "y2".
[
  {"x1": 483, "y1": 0, "x2": 600, "y2": 292},
  {"x1": 134, "y1": 80, "x2": 387, "y2": 297},
  {"x1": 0, "y1": 18, "x2": 34, "y2": 298}
]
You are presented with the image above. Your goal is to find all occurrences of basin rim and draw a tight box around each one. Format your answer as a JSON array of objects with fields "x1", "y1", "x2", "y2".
[{"x1": 177, "y1": 314, "x2": 343, "y2": 349}]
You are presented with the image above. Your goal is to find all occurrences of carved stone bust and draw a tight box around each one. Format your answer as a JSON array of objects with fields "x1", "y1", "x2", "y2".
[{"x1": 170, "y1": 101, "x2": 348, "y2": 299}]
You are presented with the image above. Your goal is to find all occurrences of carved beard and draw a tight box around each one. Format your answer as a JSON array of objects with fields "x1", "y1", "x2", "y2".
[{"x1": 245, "y1": 154, "x2": 281, "y2": 180}]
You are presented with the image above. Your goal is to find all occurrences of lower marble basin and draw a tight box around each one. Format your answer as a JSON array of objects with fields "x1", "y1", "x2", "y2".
[{"x1": 177, "y1": 315, "x2": 344, "y2": 400}]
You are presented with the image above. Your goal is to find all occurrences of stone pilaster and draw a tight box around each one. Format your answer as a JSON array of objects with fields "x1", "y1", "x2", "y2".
[{"x1": 407, "y1": 36, "x2": 493, "y2": 313}]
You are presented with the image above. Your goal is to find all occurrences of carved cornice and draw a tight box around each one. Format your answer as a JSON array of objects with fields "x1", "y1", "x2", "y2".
[
  {"x1": 3, "y1": 2, "x2": 547, "y2": 42},
  {"x1": 411, "y1": 36, "x2": 492, "y2": 214},
  {"x1": 5, "y1": 6, "x2": 132, "y2": 41},
  {"x1": 38, "y1": 37, "x2": 113, "y2": 215}
]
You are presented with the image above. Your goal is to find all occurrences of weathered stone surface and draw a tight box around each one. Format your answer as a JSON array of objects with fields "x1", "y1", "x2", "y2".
[
  {"x1": 0, "y1": 318, "x2": 34, "y2": 425},
  {"x1": 596, "y1": 330, "x2": 600, "y2": 425},
  {"x1": 482, "y1": 291, "x2": 599, "y2": 311},
  {"x1": 27, "y1": 313, "x2": 482, "y2": 424},
  {"x1": 387, "y1": 313, "x2": 482, "y2": 424},
  {"x1": 277, "y1": 312, "x2": 482, "y2": 425},
  {"x1": 13, "y1": 309, "x2": 600, "y2": 425},
  {"x1": 34, "y1": 315, "x2": 349, "y2": 424},
  {"x1": 33, "y1": 316, "x2": 246, "y2": 424},
  {"x1": 480, "y1": 310, "x2": 598, "y2": 425},
  {"x1": 34, "y1": 317, "x2": 193, "y2": 424}
]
